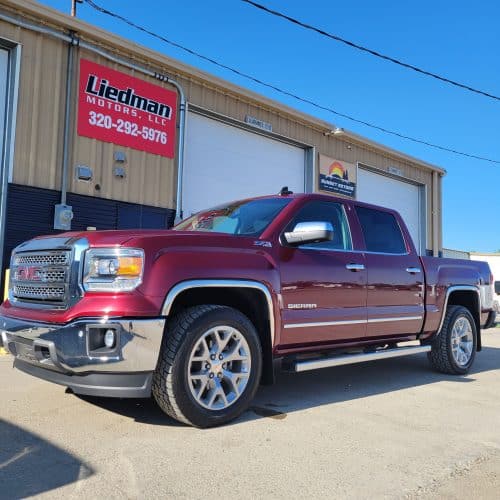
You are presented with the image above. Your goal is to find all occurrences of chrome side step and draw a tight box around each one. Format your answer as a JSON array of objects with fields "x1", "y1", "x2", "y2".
[{"x1": 289, "y1": 345, "x2": 431, "y2": 373}]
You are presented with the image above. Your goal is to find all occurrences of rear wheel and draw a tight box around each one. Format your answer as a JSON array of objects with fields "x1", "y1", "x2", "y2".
[
  {"x1": 152, "y1": 305, "x2": 262, "y2": 428},
  {"x1": 428, "y1": 305, "x2": 477, "y2": 375}
]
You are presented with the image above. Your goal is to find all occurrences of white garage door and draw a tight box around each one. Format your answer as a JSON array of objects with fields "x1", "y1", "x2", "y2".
[
  {"x1": 0, "y1": 49, "x2": 7, "y2": 162},
  {"x1": 182, "y1": 113, "x2": 305, "y2": 217},
  {"x1": 357, "y1": 168, "x2": 424, "y2": 254}
]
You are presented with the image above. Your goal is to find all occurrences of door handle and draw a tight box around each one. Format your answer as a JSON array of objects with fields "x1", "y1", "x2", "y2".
[
  {"x1": 346, "y1": 263, "x2": 365, "y2": 271},
  {"x1": 406, "y1": 267, "x2": 421, "y2": 274}
]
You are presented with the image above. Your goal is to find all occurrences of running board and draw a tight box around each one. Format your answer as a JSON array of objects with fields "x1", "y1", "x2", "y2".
[{"x1": 288, "y1": 345, "x2": 431, "y2": 373}]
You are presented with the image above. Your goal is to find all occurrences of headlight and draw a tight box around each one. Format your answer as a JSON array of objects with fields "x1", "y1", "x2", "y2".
[{"x1": 83, "y1": 248, "x2": 144, "y2": 292}]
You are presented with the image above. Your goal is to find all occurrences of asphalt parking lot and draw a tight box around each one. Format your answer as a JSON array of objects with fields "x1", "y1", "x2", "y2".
[{"x1": 1, "y1": 328, "x2": 500, "y2": 499}]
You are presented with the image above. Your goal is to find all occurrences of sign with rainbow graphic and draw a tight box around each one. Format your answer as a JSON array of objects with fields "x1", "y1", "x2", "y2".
[{"x1": 318, "y1": 155, "x2": 356, "y2": 198}]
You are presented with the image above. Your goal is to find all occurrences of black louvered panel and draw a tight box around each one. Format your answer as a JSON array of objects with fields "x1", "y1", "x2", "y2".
[
  {"x1": 67, "y1": 193, "x2": 116, "y2": 231},
  {"x1": 2, "y1": 184, "x2": 176, "y2": 286},
  {"x1": 3, "y1": 185, "x2": 60, "y2": 271}
]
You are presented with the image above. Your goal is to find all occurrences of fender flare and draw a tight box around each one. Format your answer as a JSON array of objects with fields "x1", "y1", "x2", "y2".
[
  {"x1": 161, "y1": 279, "x2": 276, "y2": 347},
  {"x1": 435, "y1": 285, "x2": 482, "y2": 350}
]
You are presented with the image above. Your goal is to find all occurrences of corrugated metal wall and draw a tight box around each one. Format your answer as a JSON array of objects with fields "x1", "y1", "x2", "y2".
[
  {"x1": 1, "y1": 19, "x2": 65, "y2": 190},
  {"x1": 0, "y1": 18, "x2": 178, "y2": 209},
  {"x1": 2, "y1": 184, "x2": 175, "y2": 273},
  {"x1": 0, "y1": 5, "x2": 441, "y2": 251}
]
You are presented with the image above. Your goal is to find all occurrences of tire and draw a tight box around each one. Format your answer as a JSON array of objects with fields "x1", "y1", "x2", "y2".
[
  {"x1": 152, "y1": 305, "x2": 262, "y2": 428},
  {"x1": 428, "y1": 305, "x2": 477, "y2": 375}
]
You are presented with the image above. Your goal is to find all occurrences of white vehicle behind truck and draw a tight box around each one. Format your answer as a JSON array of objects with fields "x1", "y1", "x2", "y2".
[{"x1": 470, "y1": 252, "x2": 500, "y2": 323}]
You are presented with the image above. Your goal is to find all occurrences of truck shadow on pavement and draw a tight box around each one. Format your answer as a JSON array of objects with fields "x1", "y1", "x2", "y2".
[
  {"x1": 0, "y1": 419, "x2": 94, "y2": 497},
  {"x1": 75, "y1": 344, "x2": 500, "y2": 427}
]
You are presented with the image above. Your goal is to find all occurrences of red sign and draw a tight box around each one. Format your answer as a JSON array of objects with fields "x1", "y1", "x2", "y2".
[{"x1": 77, "y1": 59, "x2": 177, "y2": 158}]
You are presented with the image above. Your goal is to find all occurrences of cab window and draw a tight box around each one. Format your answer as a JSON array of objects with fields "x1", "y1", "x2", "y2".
[
  {"x1": 355, "y1": 206, "x2": 406, "y2": 254},
  {"x1": 286, "y1": 201, "x2": 352, "y2": 251}
]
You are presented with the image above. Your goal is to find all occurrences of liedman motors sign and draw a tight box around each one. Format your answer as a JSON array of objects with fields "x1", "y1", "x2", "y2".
[{"x1": 77, "y1": 59, "x2": 177, "y2": 158}]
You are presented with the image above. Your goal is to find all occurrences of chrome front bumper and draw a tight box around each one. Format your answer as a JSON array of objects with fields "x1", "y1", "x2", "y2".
[{"x1": 0, "y1": 315, "x2": 166, "y2": 397}]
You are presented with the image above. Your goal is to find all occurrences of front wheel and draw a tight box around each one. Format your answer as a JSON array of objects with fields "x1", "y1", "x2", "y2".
[
  {"x1": 152, "y1": 305, "x2": 262, "y2": 428},
  {"x1": 428, "y1": 305, "x2": 477, "y2": 375}
]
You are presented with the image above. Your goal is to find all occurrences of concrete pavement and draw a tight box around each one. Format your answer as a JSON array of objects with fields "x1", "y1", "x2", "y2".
[{"x1": 1, "y1": 328, "x2": 499, "y2": 499}]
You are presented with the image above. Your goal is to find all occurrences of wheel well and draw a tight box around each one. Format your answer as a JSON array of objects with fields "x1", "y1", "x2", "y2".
[
  {"x1": 447, "y1": 290, "x2": 482, "y2": 351},
  {"x1": 168, "y1": 287, "x2": 275, "y2": 384}
]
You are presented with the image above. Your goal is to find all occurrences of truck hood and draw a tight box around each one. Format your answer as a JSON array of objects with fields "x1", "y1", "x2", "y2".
[{"x1": 29, "y1": 229, "x2": 269, "y2": 251}]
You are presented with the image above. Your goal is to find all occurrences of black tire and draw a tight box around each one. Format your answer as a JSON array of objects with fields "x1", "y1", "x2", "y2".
[
  {"x1": 428, "y1": 305, "x2": 477, "y2": 375},
  {"x1": 152, "y1": 305, "x2": 262, "y2": 428}
]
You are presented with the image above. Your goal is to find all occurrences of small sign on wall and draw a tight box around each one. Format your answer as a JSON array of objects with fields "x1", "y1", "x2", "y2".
[
  {"x1": 318, "y1": 155, "x2": 357, "y2": 198},
  {"x1": 244, "y1": 115, "x2": 272, "y2": 132},
  {"x1": 77, "y1": 59, "x2": 178, "y2": 158}
]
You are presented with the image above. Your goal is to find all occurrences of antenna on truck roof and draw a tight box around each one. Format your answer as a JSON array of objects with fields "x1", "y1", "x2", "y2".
[{"x1": 279, "y1": 186, "x2": 293, "y2": 196}]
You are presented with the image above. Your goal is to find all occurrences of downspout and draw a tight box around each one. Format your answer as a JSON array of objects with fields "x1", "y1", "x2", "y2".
[
  {"x1": 432, "y1": 170, "x2": 439, "y2": 257},
  {"x1": 60, "y1": 32, "x2": 77, "y2": 207},
  {"x1": 0, "y1": 10, "x2": 187, "y2": 224}
]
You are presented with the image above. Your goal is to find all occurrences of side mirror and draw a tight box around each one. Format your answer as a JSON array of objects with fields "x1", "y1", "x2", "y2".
[
  {"x1": 284, "y1": 221, "x2": 334, "y2": 246},
  {"x1": 495, "y1": 281, "x2": 500, "y2": 295}
]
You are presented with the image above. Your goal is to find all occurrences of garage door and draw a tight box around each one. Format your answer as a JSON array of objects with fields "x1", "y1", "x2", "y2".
[
  {"x1": 182, "y1": 113, "x2": 306, "y2": 217},
  {"x1": 0, "y1": 48, "x2": 7, "y2": 173},
  {"x1": 357, "y1": 168, "x2": 424, "y2": 254}
]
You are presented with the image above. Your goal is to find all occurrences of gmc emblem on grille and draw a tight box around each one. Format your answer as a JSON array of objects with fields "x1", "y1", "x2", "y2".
[{"x1": 16, "y1": 266, "x2": 43, "y2": 281}]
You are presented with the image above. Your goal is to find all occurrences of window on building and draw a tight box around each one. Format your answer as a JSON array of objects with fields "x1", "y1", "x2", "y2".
[{"x1": 355, "y1": 206, "x2": 406, "y2": 254}]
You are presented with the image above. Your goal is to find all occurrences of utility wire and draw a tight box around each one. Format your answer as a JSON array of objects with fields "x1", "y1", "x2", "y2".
[
  {"x1": 83, "y1": 0, "x2": 500, "y2": 165},
  {"x1": 241, "y1": 0, "x2": 500, "y2": 103}
]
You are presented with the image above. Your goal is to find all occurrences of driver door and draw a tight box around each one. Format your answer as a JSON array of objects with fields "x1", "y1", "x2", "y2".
[{"x1": 278, "y1": 200, "x2": 367, "y2": 348}]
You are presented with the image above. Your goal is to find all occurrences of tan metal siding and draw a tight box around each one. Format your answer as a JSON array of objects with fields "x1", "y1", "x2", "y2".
[{"x1": 1, "y1": 20, "x2": 66, "y2": 190}]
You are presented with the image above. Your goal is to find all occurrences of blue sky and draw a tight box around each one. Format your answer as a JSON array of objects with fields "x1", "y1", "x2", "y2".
[{"x1": 39, "y1": 0, "x2": 500, "y2": 252}]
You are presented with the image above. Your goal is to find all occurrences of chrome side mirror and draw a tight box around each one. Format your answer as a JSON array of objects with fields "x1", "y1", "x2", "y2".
[{"x1": 284, "y1": 221, "x2": 334, "y2": 246}]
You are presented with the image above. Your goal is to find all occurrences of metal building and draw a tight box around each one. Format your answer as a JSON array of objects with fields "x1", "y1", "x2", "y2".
[{"x1": 0, "y1": 0, "x2": 445, "y2": 293}]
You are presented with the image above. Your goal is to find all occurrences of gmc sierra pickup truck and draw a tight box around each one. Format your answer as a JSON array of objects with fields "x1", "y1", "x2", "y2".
[{"x1": 0, "y1": 192, "x2": 495, "y2": 427}]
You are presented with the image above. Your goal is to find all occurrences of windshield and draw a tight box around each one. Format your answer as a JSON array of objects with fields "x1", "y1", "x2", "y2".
[{"x1": 173, "y1": 198, "x2": 292, "y2": 236}]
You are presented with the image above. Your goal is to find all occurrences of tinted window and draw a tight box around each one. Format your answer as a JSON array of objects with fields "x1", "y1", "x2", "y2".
[
  {"x1": 173, "y1": 197, "x2": 291, "y2": 236},
  {"x1": 355, "y1": 206, "x2": 406, "y2": 254},
  {"x1": 286, "y1": 201, "x2": 352, "y2": 251}
]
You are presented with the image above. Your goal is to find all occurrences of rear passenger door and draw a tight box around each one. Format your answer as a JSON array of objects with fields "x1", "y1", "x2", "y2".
[
  {"x1": 355, "y1": 206, "x2": 424, "y2": 338},
  {"x1": 279, "y1": 200, "x2": 367, "y2": 347}
]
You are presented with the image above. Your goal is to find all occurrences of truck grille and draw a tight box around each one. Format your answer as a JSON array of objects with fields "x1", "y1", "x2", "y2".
[
  {"x1": 13, "y1": 284, "x2": 66, "y2": 299},
  {"x1": 10, "y1": 250, "x2": 72, "y2": 307},
  {"x1": 15, "y1": 253, "x2": 69, "y2": 266}
]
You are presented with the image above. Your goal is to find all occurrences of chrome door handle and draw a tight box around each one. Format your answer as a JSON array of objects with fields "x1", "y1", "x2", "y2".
[
  {"x1": 346, "y1": 263, "x2": 365, "y2": 271},
  {"x1": 406, "y1": 267, "x2": 421, "y2": 274}
]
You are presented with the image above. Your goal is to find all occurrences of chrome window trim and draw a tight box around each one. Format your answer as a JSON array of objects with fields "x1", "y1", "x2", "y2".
[
  {"x1": 284, "y1": 315, "x2": 423, "y2": 329},
  {"x1": 361, "y1": 249, "x2": 410, "y2": 256},
  {"x1": 436, "y1": 285, "x2": 481, "y2": 335},
  {"x1": 287, "y1": 247, "x2": 409, "y2": 256},
  {"x1": 161, "y1": 279, "x2": 275, "y2": 346}
]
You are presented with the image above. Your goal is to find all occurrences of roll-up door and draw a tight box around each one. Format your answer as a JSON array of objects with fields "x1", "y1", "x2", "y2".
[
  {"x1": 0, "y1": 49, "x2": 7, "y2": 159},
  {"x1": 183, "y1": 113, "x2": 306, "y2": 217},
  {"x1": 357, "y1": 167, "x2": 425, "y2": 254}
]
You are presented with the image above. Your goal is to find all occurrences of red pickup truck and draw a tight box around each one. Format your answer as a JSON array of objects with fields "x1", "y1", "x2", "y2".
[{"x1": 0, "y1": 192, "x2": 495, "y2": 427}]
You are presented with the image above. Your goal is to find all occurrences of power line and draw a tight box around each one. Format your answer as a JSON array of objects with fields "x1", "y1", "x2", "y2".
[
  {"x1": 82, "y1": 0, "x2": 500, "y2": 165},
  {"x1": 241, "y1": 0, "x2": 500, "y2": 103}
]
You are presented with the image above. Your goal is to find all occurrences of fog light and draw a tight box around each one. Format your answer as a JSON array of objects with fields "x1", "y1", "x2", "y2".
[{"x1": 104, "y1": 329, "x2": 116, "y2": 349}]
